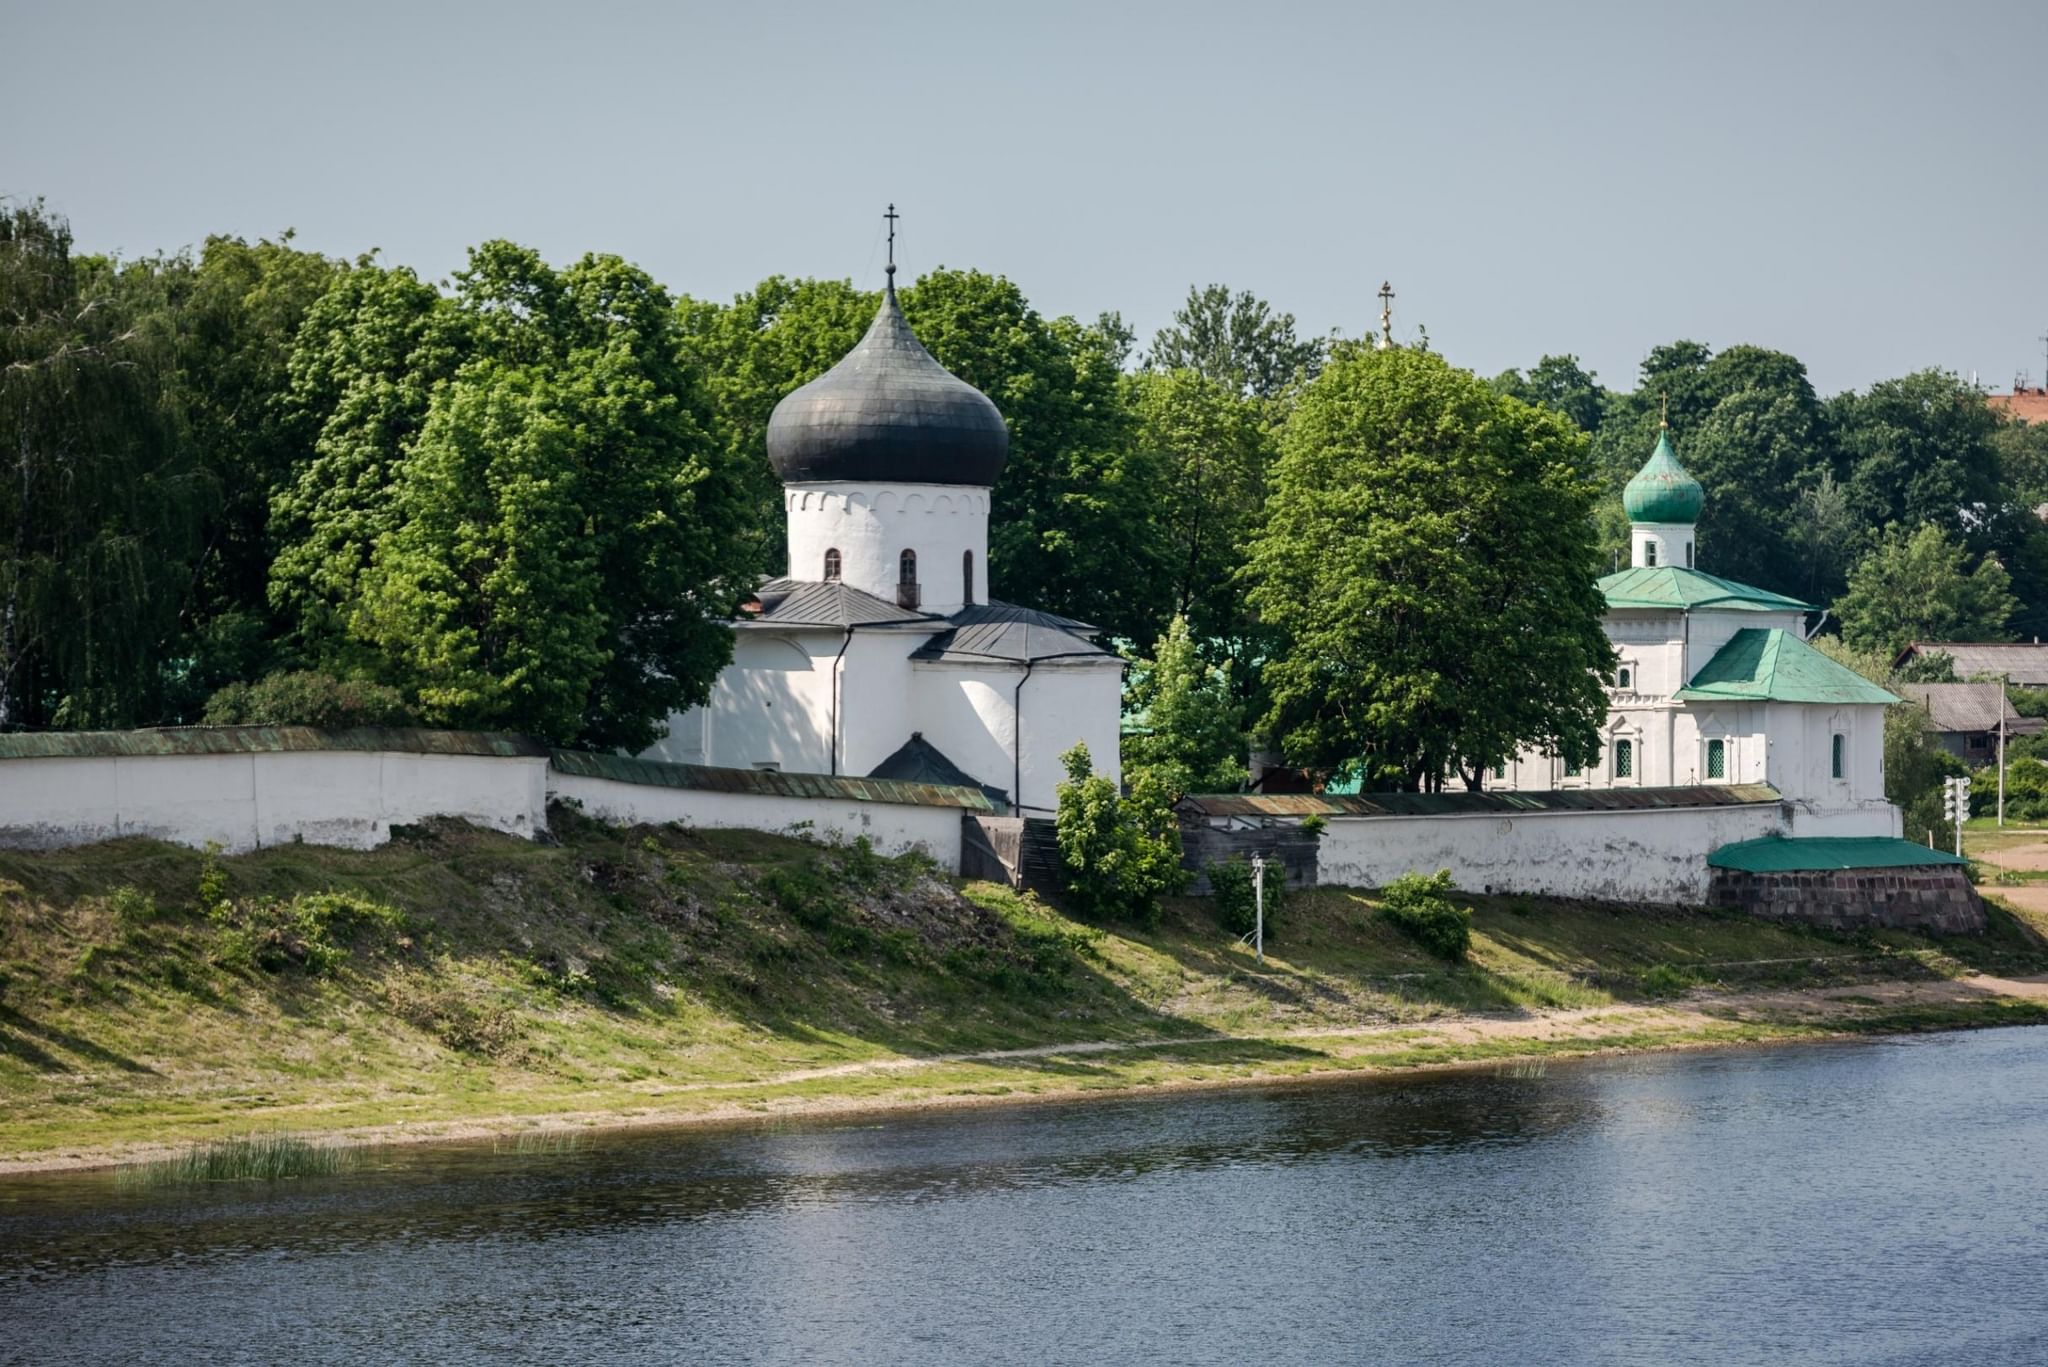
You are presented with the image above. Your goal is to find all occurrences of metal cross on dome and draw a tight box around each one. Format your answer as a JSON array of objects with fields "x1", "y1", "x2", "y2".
[{"x1": 884, "y1": 204, "x2": 899, "y2": 278}]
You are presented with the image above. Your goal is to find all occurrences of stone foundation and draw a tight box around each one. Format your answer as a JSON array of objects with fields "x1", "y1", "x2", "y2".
[{"x1": 1708, "y1": 866, "x2": 1985, "y2": 935}]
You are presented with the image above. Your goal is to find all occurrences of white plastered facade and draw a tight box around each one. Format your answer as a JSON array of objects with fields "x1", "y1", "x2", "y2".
[{"x1": 650, "y1": 475, "x2": 1123, "y2": 817}]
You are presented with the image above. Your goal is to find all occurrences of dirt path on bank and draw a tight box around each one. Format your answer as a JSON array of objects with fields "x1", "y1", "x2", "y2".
[{"x1": 9, "y1": 973, "x2": 2045, "y2": 1176}]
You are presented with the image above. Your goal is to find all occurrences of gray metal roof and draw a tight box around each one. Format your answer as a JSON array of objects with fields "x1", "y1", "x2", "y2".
[
  {"x1": 744, "y1": 579, "x2": 937, "y2": 629},
  {"x1": 765, "y1": 285, "x2": 1010, "y2": 488},
  {"x1": 1894, "y1": 682, "x2": 2045, "y2": 735},
  {"x1": 1896, "y1": 641, "x2": 2048, "y2": 685},
  {"x1": 549, "y1": 749, "x2": 992, "y2": 811},
  {"x1": 1178, "y1": 783, "x2": 1781, "y2": 819},
  {"x1": 910, "y1": 600, "x2": 1116, "y2": 665},
  {"x1": 867, "y1": 732, "x2": 1010, "y2": 806},
  {"x1": 0, "y1": 726, "x2": 548, "y2": 760}
]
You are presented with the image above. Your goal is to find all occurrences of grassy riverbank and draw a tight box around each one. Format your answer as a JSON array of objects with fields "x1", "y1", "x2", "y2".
[{"x1": 4, "y1": 814, "x2": 2047, "y2": 1171}]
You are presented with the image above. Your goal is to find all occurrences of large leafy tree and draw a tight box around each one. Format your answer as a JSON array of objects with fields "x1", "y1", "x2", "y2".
[
  {"x1": 1835, "y1": 522, "x2": 2017, "y2": 657},
  {"x1": 1124, "y1": 367, "x2": 1274, "y2": 651},
  {"x1": 0, "y1": 201, "x2": 207, "y2": 729},
  {"x1": 1248, "y1": 344, "x2": 1614, "y2": 790},
  {"x1": 268, "y1": 261, "x2": 468, "y2": 653},
  {"x1": 280, "y1": 243, "x2": 751, "y2": 747},
  {"x1": 1145, "y1": 283, "x2": 1325, "y2": 400}
]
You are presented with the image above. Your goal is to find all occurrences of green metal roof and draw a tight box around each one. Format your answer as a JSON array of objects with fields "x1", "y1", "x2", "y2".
[
  {"x1": 0, "y1": 726, "x2": 547, "y2": 760},
  {"x1": 1599, "y1": 565, "x2": 1813, "y2": 613},
  {"x1": 1622, "y1": 429, "x2": 1705, "y2": 524},
  {"x1": 1181, "y1": 783, "x2": 1780, "y2": 818},
  {"x1": 1675, "y1": 629, "x2": 1900, "y2": 705},
  {"x1": 548, "y1": 750, "x2": 993, "y2": 811},
  {"x1": 1708, "y1": 835, "x2": 1966, "y2": 872}
]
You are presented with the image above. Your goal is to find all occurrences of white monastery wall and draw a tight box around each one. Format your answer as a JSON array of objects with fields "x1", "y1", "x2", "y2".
[
  {"x1": 550, "y1": 770, "x2": 963, "y2": 865},
  {"x1": 911, "y1": 662, "x2": 1023, "y2": 798},
  {"x1": 784, "y1": 482, "x2": 990, "y2": 615},
  {"x1": 1317, "y1": 803, "x2": 1785, "y2": 905},
  {"x1": 836, "y1": 632, "x2": 922, "y2": 777},
  {"x1": 0, "y1": 751, "x2": 549, "y2": 855},
  {"x1": 653, "y1": 630, "x2": 839, "y2": 774}
]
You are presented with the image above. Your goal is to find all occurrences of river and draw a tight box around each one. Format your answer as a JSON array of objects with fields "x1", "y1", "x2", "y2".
[{"x1": 3, "y1": 1027, "x2": 2046, "y2": 1365}]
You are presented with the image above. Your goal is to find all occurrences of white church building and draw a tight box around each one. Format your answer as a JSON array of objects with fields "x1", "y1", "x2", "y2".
[
  {"x1": 1491, "y1": 421, "x2": 1901, "y2": 838},
  {"x1": 642, "y1": 260, "x2": 1123, "y2": 816}
]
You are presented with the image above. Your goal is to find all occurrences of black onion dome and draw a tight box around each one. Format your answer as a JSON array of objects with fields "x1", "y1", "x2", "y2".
[{"x1": 765, "y1": 284, "x2": 1010, "y2": 486}]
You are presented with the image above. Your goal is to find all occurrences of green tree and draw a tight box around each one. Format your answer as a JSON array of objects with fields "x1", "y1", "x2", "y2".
[
  {"x1": 0, "y1": 200, "x2": 207, "y2": 729},
  {"x1": 1145, "y1": 284, "x2": 1325, "y2": 400},
  {"x1": 1123, "y1": 615, "x2": 1246, "y2": 796},
  {"x1": 1247, "y1": 344, "x2": 1614, "y2": 790},
  {"x1": 268, "y1": 260, "x2": 467, "y2": 652},
  {"x1": 1492, "y1": 354, "x2": 1607, "y2": 434},
  {"x1": 1831, "y1": 370, "x2": 2003, "y2": 540},
  {"x1": 1124, "y1": 368, "x2": 1274, "y2": 648},
  {"x1": 340, "y1": 246, "x2": 749, "y2": 747},
  {"x1": 1053, "y1": 742, "x2": 1186, "y2": 925},
  {"x1": 1835, "y1": 523, "x2": 2016, "y2": 657}
]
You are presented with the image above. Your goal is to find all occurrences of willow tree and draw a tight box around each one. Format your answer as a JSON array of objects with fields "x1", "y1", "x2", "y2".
[
  {"x1": 0, "y1": 201, "x2": 204, "y2": 729},
  {"x1": 1246, "y1": 344, "x2": 1614, "y2": 791}
]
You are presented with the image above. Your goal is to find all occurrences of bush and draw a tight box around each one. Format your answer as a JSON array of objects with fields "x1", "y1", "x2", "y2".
[
  {"x1": 203, "y1": 671, "x2": 412, "y2": 729},
  {"x1": 1377, "y1": 869, "x2": 1470, "y2": 961},
  {"x1": 1208, "y1": 856, "x2": 1286, "y2": 939},
  {"x1": 212, "y1": 890, "x2": 407, "y2": 976},
  {"x1": 1054, "y1": 743, "x2": 1188, "y2": 926}
]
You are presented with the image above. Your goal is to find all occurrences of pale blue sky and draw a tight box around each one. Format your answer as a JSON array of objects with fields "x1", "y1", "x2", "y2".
[{"x1": 6, "y1": 0, "x2": 2044, "y2": 396}]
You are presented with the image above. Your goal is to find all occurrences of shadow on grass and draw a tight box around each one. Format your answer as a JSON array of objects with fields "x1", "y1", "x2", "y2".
[{"x1": 0, "y1": 1003, "x2": 155, "y2": 1074}]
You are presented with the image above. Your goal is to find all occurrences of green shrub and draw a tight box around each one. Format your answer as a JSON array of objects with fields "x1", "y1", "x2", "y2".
[
  {"x1": 1299, "y1": 814, "x2": 1327, "y2": 837},
  {"x1": 106, "y1": 885, "x2": 160, "y2": 927},
  {"x1": 1639, "y1": 963, "x2": 1697, "y2": 997},
  {"x1": 1377, "y1": 869, "x2": 1470, "y2": 961},
  {"x1": 1054, "y1": 742, "x2": 1187, "y2": 926},
  {"x1": 213, "y1": 890, "x2": 407, "y2": 976},
  {"x1": 1207, "y1": 856, "x2": 1286, "y2": 939},
  {"x1": 203, "y1": 670, "x2": 412, "y2": 729}
]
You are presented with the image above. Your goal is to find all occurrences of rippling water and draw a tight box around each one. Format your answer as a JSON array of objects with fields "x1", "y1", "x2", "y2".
[{"x1": 4, "y1": 1027, "x2": 2046, "y2": 1365}]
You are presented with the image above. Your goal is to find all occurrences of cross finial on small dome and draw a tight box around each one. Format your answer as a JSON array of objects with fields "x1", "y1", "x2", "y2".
[
  {"x1": 1377, "y1": 281, "x2": 1395, "y2": 350},
  {"x1": 1660, "y1": 390, "x2": 1669, "y2": 431},
  {"x1": 884, "y1": 203, "x2": 899, "y2": 289}
]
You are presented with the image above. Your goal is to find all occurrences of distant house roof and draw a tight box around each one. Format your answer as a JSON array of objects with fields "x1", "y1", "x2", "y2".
[
  {"x1": 910, "y1": 600, "x2": 1117, "y2": 665},
  {"x1": 1708, "y1": 835, "x2": 1966, "y2": 873},
  {"x1": 1675, "y1": 629, "x2": 1899, "y2": 705},
  {"x1": 867, "y1": 732, "x2": 1010, "y2": 807},
  {"x1": 1894, "y1": 682, "x2": 2046, "y2": 736},
  {"x1": 0, "y1": 726, "x2": 547, "y2": 761},
  {"x1": 548, "y1": 749, "x2": 992, "y2": 811},
  {"x1": 740, "y1": 579, "x2": 936, "y2": 629},
  {"x1": 1894, "y1": 641, "x2": 2048, "y2": 686},
  {"x1": 1598, "y1": 565, "x2": 1813, "y2": 614},
  {"x1": 1988, "y1": 388, "x2": 2048, "y2": 425},
  {"x1": 1178, "y1": 783, "x2": 1780, "y2": 819}
]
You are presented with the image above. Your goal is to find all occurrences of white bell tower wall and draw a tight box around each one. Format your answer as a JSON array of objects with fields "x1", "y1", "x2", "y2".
[
  {"x1": 785, "y1": 481, "x2": 990, "y2": 616},
  {"x1": 1631, "y1": 522, "x2": 1696, "y2": 570}
]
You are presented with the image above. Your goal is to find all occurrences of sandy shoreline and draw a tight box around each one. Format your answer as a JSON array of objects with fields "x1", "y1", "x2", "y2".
[{"x1": 6, "y1": 972, "x2": 2044, "y2": 1177}]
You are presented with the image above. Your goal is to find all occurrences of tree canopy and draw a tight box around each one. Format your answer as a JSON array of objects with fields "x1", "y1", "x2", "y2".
[
  {"x1": 1145, "y1": 284, "x2": 1325, "y2": 400},
  {"x1": 1835, "y1": 522, "x2": 2016, "y2": 657},
  {"x1": 1246, "y1": 344, "x2": 1614, "y2": 790}
]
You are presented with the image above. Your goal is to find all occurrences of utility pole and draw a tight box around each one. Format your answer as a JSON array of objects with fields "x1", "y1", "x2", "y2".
[
  {"x1": 1250, "y1": 854, "x2": 1266, "y2": 964},
  {"x1": 1999, "y1": 676, "x2": 2008, "y2": 828}
]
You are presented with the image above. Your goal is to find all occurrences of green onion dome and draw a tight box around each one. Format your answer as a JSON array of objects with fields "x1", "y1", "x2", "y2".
[{"x1": 1622, "y1": 429, "x2": 1704, "y2": 525}]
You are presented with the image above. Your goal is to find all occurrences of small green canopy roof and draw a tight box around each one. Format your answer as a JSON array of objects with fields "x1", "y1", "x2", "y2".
[
  {"x1": 1623, "y1": 430, "x2": 1705, "y2": 524},
  {"x1": 1675, "y1": 628, "x2": 1900, "y2": 704},
  {"x1": 1599, "y1": 565, "x2": 1813, "y2": 613},
  {"x1": 1708, "y1": 835, "x2": 1965, "y2": 872}
]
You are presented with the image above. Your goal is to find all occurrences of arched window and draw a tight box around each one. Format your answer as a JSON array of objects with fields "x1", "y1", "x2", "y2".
[
  {"x1": 823, "y1": 548, "x2": 842, "y2": 582},
  {"x1": 963, "y1": 549, "x2": 975, "y2": 605},
  {"x1": 1832, "y1": 733, "x2": 1845, "y2": 779},
  {"x1": 1615, "y1": 738, "x2": 1633, "y2": 778},
  {"x1": 1617, "y1": 665, "x2": 1633, "y2": 691},
  {"x1": 1645, "y1": 540, "x2": 1658, "y2": 567},
  {"x1": 1685, "y1": 540, "x2": 1695, "y2": 569},
  {"x1": 1705, "y1": 738, "x2": 1725, "y2": 780},
  {"x1": 899, "y1": 549, "x2": 917, "y2": 585}
]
